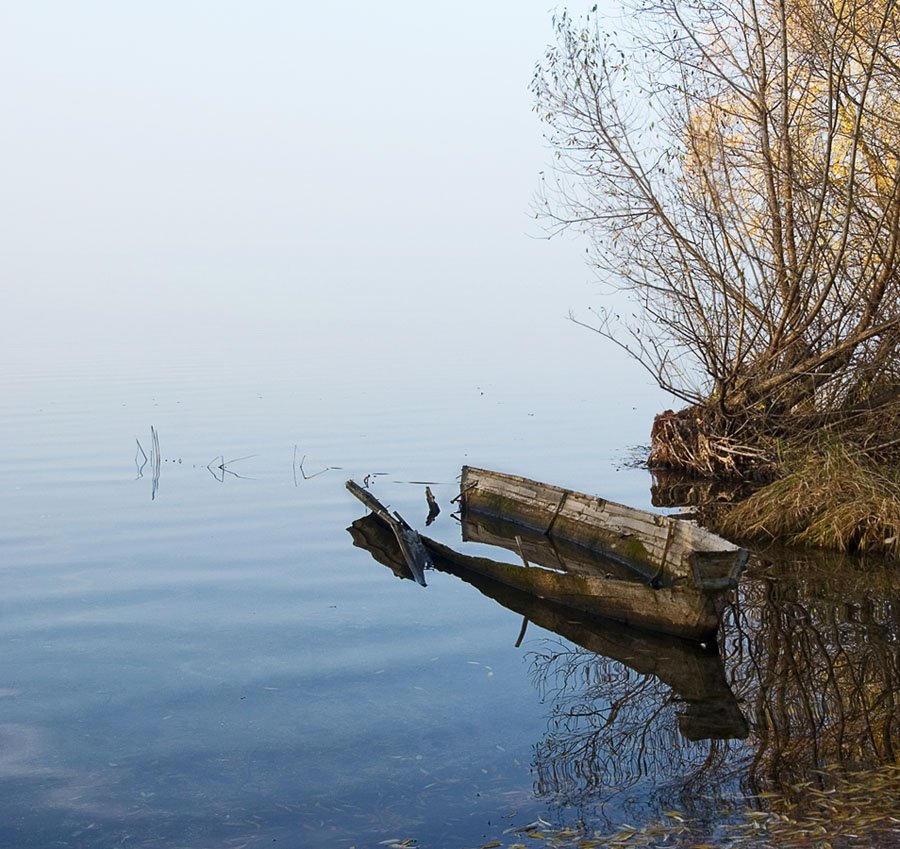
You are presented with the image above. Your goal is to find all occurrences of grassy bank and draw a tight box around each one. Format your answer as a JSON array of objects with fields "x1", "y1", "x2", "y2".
[{"x1": 713, "y1": 438, "x2": 900, "y2": 558}]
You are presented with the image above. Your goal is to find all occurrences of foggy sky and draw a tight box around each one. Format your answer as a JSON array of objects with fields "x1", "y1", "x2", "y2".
[{"x1": 2, "y1": 1, "x2": 657, "y2": 397}]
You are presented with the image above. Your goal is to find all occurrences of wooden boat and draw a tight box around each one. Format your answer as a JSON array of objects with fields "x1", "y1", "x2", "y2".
[
  {"x1": 346, "y1": 468, "x2": 746, "y2": 640},
  {"x1": 460, "y1": 466, "x2": 747, "y2": 592}
]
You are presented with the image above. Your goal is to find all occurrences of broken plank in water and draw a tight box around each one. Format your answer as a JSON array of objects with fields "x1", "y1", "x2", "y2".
[{"x1": 345, "y1": 480, "x2": 430, "y2": 586}]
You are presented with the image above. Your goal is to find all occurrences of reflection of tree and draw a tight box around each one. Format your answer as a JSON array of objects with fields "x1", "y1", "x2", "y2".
[
  {"x1": 732, "y1": 560, "x2": 899, "y2": 802},
  {"x1": 530, "y1": 639, "x2": 743, "y2": 819},
  {"x1": 348, "y1": 507, "x2": 898, "y2": 829},
  {"x1": 529, "y1": 554, "x2": 900, "y2": 819}
]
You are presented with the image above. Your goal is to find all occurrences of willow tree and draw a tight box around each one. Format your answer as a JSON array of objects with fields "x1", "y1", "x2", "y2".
[{"x1": 534, "y1": 0, "x2": 900, "y2": 477}]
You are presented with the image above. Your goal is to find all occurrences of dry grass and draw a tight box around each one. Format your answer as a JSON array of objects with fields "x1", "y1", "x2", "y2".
[{"x1": 717, "y1": 438, "x2": 900, "y2": 557}]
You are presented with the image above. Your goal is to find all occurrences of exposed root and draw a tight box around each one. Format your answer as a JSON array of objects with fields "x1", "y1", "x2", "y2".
[{"x1": 648, "y1": 407, "x2": 775, "y2": 479}]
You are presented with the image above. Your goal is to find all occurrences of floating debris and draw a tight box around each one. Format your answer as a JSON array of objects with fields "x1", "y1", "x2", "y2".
[{"x1": 425, "y1": 485, "x2": 440, "y2": 526}]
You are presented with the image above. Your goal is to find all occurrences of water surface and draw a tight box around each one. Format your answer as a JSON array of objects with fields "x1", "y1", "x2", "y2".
[
  {"x1": 4, "y1": 350, "x2": 897, "y2": 848},
  {"x1": 1, "y1": 350, "x2": 661, "y2": 848}
]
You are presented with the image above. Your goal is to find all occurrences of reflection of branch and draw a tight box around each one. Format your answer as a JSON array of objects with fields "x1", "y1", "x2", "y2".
[
  {"x1": 150, "y1": 426, "x2": 161, "y2": 500},
  {"x1": 135, "y1": 439, "x2": 148, "y2": 479},
  {"x1": 206, "y1": 454, "x2": 256, "y2": 483},
  {"x1": 489, "y1": 549, "x2": 898, "y2": 830},
  {"x1": 528, "y1": 637, "x2": 738, "y2": 815},
  {"x1": 134, "y1": 431, "x2": 263, "y2": 493},
  {"x1": 515, "y1": 616, "x2": 529, "y2": 648},
  {"x1": 425, "y1": 486, "x2": 440, "y2": 526},
  {"x1": 722, "y1": 560, "x2": 900, "y2": 805},
  {"x1": 293, "y1": 447, "x2": 339, "y2": 484},
  {"x1": 133, "y1": 427, "x2": 161, "y2": 498}
]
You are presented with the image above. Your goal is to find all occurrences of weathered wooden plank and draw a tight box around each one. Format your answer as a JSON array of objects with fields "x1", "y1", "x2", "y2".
[
  {"x1": 345, "y1": 480, "x2": 430, "y2": 586},
  {"x1": 346, "y1": 468, "x2": 742, "y2": 639}
]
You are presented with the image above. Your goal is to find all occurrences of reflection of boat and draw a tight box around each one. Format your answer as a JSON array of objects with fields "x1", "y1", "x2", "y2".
[
  {"x1": 348, "y1": 468, "x2": 747, "y2": 640},
  {"x1": 348, "y1": 513, "x2": 748, "y2": 740},
  {"x1": 454, "y1": 467, "x2": 745, "y2": 640}
]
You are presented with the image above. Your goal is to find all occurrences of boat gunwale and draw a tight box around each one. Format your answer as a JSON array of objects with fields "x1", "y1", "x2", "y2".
[{"x1": 460, "y1": 465, "x2": 747, "y2": 591}]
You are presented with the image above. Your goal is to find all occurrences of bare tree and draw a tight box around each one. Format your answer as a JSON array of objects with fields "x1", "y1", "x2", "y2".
[{"x1": 533, "y1": 0, "x2": 900, "y2": 476}]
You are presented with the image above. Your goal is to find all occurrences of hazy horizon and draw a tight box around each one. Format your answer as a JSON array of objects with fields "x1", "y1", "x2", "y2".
[{"x1": 3, "y1": 1, "x2": 666, "y2": 404}]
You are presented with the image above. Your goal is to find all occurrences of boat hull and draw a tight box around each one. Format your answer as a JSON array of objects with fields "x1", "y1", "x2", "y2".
[
  {"x1": 430, "y1": 537, "x2": 727, "y2": 640},
  {"x1": 460, "y1": 465, "x2": 746, "y2": 591}
]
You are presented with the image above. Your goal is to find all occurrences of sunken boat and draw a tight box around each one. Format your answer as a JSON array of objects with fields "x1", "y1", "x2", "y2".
[
  {"x1": 346, "y1": 467, "x2": 747, "y2": 641},
  {"x1": 459, "y1": 466, "x2": 746, "y2": 592}
]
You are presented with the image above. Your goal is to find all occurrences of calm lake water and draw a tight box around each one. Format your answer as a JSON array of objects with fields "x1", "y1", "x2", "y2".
[
  {"x1": 3, "y1": 342, "x2": 898, "y2": 849},
  {"x1": 6, "y1": 3, "x2": 897, "y2": 845},
  {"x1": 0, "y1": 344, "x2": 647, "y2": 848}
]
